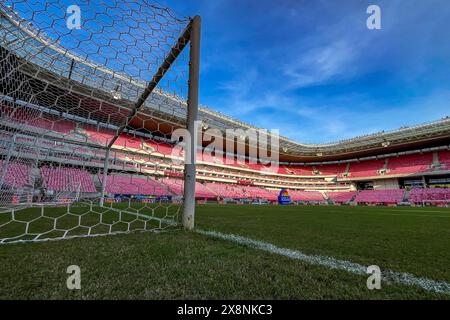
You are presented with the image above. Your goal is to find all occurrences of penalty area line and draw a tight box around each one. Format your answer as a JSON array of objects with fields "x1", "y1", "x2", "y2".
[{"x1": 196, "y1": 229, "x2": 450, "y2": 296}]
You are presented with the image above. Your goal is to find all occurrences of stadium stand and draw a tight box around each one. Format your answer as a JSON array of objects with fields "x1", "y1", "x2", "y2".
[
  {"x1": 204, "y1": 182, "x2": 242, "y2": 198},
  {"x1": 41, "y1": 166, "x2": 96, "y2": 193},
  {"x1": 354, "y1": 189, "x2": 404, "y2": 204},
  {"x1": 102, "y1": 174, "x2": 169, "y2": 196},
  {"x1": 0, "y1": 161, "x2": 32, "y2": 189},
  {"x1": 161, "y1": 178, "x2": 217, "y2": 198},
  {"x1": 327, "y1": 191, "x2": 357, "y2": 203},
  {"x1": 285, "y1": 166, "x2": 314, "y2": 176},
  {"x1": 387, "y1": 154, "x2": 433, "y2": 175},
  {"x1": 289, "y1": 190, "x2": 324, "y2": 202},
  {"x1": 409, "y1": 188, "x2": 450, "y2": 204},
  {"x1": 348, "y1": 160, "x2": 384, "y2": 178},
  {"x1": 244, "y1": 186, "x2": 278, "y2": 200},
  {"x1": 314, "y1": 164, "x2": 347, "y2": 176},
  {"x1": 438, "y1": 150, "x2": 450, "y2": 169},
  {"x1": 1, "y1": 105, "x2": 76, "y2": 134},
  {"x1": 2, "y1": 99, "x2": 450, "y2": 205}
]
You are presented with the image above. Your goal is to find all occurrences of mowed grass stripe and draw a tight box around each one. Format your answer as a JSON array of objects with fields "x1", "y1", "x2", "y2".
[
  {"x1": 196, "y1": 204, "x2": 450, "y2": 283},
  {"x1": 0, "y1": 231, "x2": 447, "y2": 299}
]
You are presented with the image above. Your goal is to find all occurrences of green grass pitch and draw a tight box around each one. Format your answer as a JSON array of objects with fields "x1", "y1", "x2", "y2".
[{"x1": 0, "y1": 204, "x2": 449, "y2": 299}]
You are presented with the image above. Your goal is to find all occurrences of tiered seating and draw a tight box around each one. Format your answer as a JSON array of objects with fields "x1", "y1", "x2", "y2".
[
  {"x1": 0, "y1": 161, "x2": 32, "y2": 188},
  {"x1": 161, "y1": 178, "x2": 217, "y2": 198},
  {"x1": 205, "y1": 182, "x2": 242, "y2": 198},
  {"x1": 354, "y1": 189, "x2": 404, "y2": 204},
  {"x1": 4, "y1": 105, "x2": 449, "y2": 195},
  {"x1": 327, "y1": 191, "x2": 357, "y2": 203},
  {"x1": 161, "y1": 178, "x2": 184, "y2": 195},
  {"x1": 102, "y1": 174, "x2": 169, "y2": 195},
  {"x1": 285, "y1": 166, "x2": 314, "y2": 176},
  {"x1": 142, "y1": 139, "x2": 176, "y2": 156},
  {"x1": 349, "y1": 160, "x2": 384, "y2": 178},
  {"x1": 201, "y1": 182, "x2": 281, "y2": 200},
  {"x1": 114, "y1": 135, "x2": 143, "y2": 150},
  {"x1": 83, "y1": 126, "x2": 113, "y2": 146},
  {"x1": 409, "y1": 188, "x2": 450, "y2": 204},
  {"x1": 1, "y1": 105, "x2": 75, "y2": 134},
  {"x1": 276, "y1": 166, "x2": 290, "y2": 175},
  {"x1": 438, "y1": 151, "x2": 450, "y2": 169},
  {"x1": 199, "y1": 152, "x2": 224, "y2": 164},
  {"x1": 195, "y1": 182, "x2": 218, "y2": 198},
  {"x1": 314, "y1": 164, "x2": 347, "y2": 176},
  {"x1": 387, "y1": 154, "x2": 432, "y2": 175},
  {"x1": 288, "y1": 190, "x2": 324, "y2": 201},
  {"x1": 41, "y1": 166, "x2": 96, "y2": 192},
  {"x1": 242, "y1": 186, "x2": 277, "y2": 200}
]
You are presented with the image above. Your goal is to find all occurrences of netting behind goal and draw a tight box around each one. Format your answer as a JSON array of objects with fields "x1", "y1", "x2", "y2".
[
  {"x1": 0, "y1": 0, "x2": 200, "y2": 244},
  {"x1": 421, "y1": 200, "x2": 450, "y2": 207}
]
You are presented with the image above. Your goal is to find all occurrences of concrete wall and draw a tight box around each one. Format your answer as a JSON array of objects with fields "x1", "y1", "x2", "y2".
[{"x1": 373, "y1": 178, "x2": 399, "y2": 190}]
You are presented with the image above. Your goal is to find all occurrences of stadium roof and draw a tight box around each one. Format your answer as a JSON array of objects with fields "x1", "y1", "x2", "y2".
[{"x1": 1, "y1": 4, "x2": 449, "y2": 162}]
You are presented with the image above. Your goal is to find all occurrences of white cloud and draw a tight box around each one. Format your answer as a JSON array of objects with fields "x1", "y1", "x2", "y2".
[{"x1": 284, "y1": 40, "x2": 356, "y2": 88}]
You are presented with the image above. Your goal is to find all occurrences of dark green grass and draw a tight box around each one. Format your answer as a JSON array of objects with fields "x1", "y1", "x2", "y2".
[
  {"x1": 0, "y1": 204, "x2": 449, "y2": 299},
  {"x1": 0, "y1": 231, "x2": 447, "y2": 299},
  {"x1": 196, "y1": 205, "x2": 450, "y2": 283}
]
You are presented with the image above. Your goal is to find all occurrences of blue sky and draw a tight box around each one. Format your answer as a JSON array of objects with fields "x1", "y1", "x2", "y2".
[{"x1": 164, "y1": 0, "x2": 450, "y2": 143}]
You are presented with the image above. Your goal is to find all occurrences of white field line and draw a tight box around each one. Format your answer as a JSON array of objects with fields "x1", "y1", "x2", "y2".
[{"x1": 197, "y1": 229, "x2": 450, "y2": 296}]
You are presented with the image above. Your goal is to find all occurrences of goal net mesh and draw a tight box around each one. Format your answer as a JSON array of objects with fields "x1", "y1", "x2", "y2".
[
  {"x1": 0, "y1": 0, "x2": 193, "y2": 243},
  {"x1": 421, "y1": 199, "x2": 450, "y2": 207}
]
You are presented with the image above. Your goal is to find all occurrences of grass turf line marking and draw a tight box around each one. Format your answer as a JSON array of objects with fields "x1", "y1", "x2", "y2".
[{"x1": 197, "y1": 229, "x2": 450, "y2": 296}]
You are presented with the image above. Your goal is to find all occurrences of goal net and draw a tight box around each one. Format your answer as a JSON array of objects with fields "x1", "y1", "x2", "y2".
[
  {"x1": 421, "y1": 200, "x2": 450, "y2": 207},
  {"x1": 0, "y1": 0, "x2": 200, "y2": 244}
]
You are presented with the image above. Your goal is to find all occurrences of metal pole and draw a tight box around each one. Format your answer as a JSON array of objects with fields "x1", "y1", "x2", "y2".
[
  {"x1": 106, "y1": 20, "x2": 193, "y2": 150},
  {"x1": 99, "y1": 149, "x2": 110, "y2": 207},
  {"x1": 182, "y1": 16, "x2": 201, "y2": 231}
]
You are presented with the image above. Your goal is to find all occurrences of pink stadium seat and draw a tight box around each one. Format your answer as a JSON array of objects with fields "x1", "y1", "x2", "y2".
[
  {"x1": 161, "y1": 178, "x2": 184, "y2": 195},
  {"x1": 0, "y1": 161, "x2": 32, "y2": 189},
  {"x1": 101, "y1": 174, "x2": 170, "y2": 195},
  {"x1": 327, "y1": 191, "x2": 357, "y2": 203},
  {"x1": 41, "y1": 166, "x2": 96, "y2": 192},
  {"x1": 113, "y1": 135, "x2": 143, "y2": 150},
  {"x1": 438, "y1": 151, "x2": 450, "y2": 169},
  {"x1": 277, "y1": 166, "x2": 290, "y2": 175},
  {"x1": 161, "y1": 178, "x2": 217, "y2": 198},
  {"x1": 83, "y1": 126, "x2": 113, "y2": 146},
  {"x1": 142, "y1": 139, "x2": 175, "y2": 156},
  {"x1": 205, "y1": 182, "x2": 242, "y2": 198},
  {"x1": 1, "y1": 105, "x2": 76, "y2": 134},
  {"x1": 349, "y1": 160, "x2": 384, "y2": 178},
  {"x1": 242, "y1": 186, "x2": 278, "y2": 200},
  {"x1": 409, "y1": 188, "x2": 450, "y2": 204},
  {"x1": 285, "y1": 166, "x2": 314, "y2": 176},
  {"x1": 199, "y1": 152, "x2": 225, "y2": 164},
  {"x1": 354, "y1": 189, "x2": 404, "y2": 204},
  {"x1": 288, "y1": 190, "x2": 324, "y2": 201},
  {"x1": 314, "y1": 164, "x2": 347, "y2": 176},
  {"x1": 195, "y1": 182, "x2": 218, "y2": 198},
  {"x1": 387, "y1": 154, "x2": 432, "y2": 175}
]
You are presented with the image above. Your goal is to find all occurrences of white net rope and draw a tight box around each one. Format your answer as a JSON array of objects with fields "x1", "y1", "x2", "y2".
[{"x1": 0, "y1": 0, "x2": 191, "y2": 243}]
